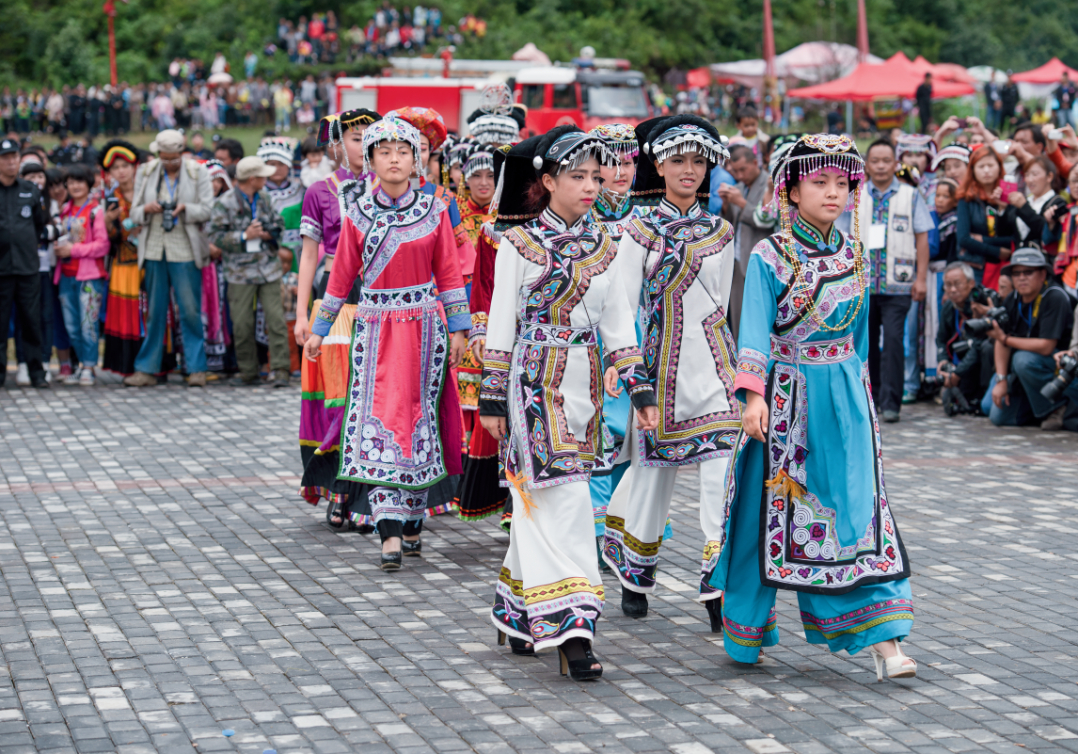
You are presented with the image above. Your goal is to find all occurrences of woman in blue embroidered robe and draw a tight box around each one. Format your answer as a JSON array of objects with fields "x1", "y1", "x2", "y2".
[{"x1": 711, "y1": 135, "x2": 917, "y2": 679}]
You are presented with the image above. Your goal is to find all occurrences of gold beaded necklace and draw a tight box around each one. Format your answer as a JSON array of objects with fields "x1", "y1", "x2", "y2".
[{"x1": 777, "y1": 186, "x2": 866, "y2": 333}]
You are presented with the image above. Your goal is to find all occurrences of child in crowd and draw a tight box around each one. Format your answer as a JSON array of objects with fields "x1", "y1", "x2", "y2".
[{"x1": 300, "y1": 136, "x2": 333, "y2": 187}]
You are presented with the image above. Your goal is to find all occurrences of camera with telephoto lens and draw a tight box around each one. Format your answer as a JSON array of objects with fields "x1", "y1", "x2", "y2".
[
  {"x1": 1041, "y1": 351, "x2": 1078, "y2": 403},
  {"x1": 965, "y1": 306, "x2": 1009, "y2": 336},
  {"x1": 160, "y1": 200, "x2": 177, "y2": 232}
]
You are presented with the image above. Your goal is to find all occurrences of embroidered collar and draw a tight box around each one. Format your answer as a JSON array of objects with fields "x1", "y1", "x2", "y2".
[
  {"x1": 791, "y1": 214, "x2": 842, "y2": 254},
  {"x1": 656, "y1": 197, "x2": 703, "y2": 219},
  {"x1": 372, "y1": 184, "x2": 416, "y2": 210},
  {"x1": 540, "y1": 207, "x2": 587, "y2": 234},
  {"x1": 593, "y1": 188, "x2": 633, "y2": 221},
  {"x1": 466, "y1": 197, "x2": 491, "y2": 215}
]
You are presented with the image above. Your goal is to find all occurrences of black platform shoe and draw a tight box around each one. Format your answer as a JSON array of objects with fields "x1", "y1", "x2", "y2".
[
  {"x1": 402, "y1": 539, "x2": 422, "y2": 557},
  {"x1": 380, "y1": 550, "x2": 403, "y2": 571},
  {"x1": 705, "y1": 596, "x2": 722, "y2": 634},
  {"x1": 558, "y1": 638, "x2": 603, "y2": 681},
  {"x1": 621, "y1": 585, "x2": 648, "y2": 618}
]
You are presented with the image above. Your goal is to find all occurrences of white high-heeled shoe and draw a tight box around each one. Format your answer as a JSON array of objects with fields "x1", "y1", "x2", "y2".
[{"x1": 868, "y1": 641, "x2": 917, "y2": 681}]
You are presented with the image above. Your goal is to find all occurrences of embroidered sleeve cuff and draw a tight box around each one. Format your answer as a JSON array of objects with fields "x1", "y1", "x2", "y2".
[
  {"x1": 734, "y1": 346, "x2": 768, "y2": 399},
  {"x1": 479, "y1": 349, "x2": 512, "y2": 403},
  {"x1": 469, "y1": 312, "x2": 488, "y2": 346},
  {"x1": 299, "y1": 215, "x2": 323, "y2": 242},
  {"x1": 607, "y1": 346, "x2": 653, "y2": 402},
  {"x1": 311, "y1": 292, "x2": 345, "y2": 337},
  {"x1": 439, "y1": 287, "x2": 471, "y2": 332}
]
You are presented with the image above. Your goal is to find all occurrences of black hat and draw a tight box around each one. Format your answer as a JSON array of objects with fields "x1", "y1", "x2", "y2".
[
  {"x1": 492, "y1": 125, "x2": 613, "y2": 228},
  {"x1": 632, "y1": 115, "x2": 728, "y2": 206},
  {"x1": 0, "y1": 138, "x2": 18, "y2": 156},
  {"x1": 99, "y1": 139, "x2": 143, "y2": 169}
]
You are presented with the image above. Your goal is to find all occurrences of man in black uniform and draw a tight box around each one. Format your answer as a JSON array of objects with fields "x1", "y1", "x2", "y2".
[{"x1": 0, "y1": 137, "x2": 51, "y2": 388}]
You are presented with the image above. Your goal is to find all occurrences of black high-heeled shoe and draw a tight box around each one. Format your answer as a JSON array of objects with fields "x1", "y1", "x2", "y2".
[
  {"x1": 380, "y1": 550, "x2": 402, "y2": 571},
  {"x1": 402, "y1": 538, "x2": 422, "y2": 557},
  {"x1": 357, "y1": 524, "x2": 375, "y2": 534},
  {"x1": 326, "y1": 500, "x2": 354, "y2": 530},
  {"x1": 496, "y1": 629, "x2": 535, "y2": 656},
  {"x1": 621, "y1": 585, "x2": 648, "y2": 618},
  {"x1": 558, "y1": 639, "x2": 603, "y2": 681},
  {"x1": 705, "y1": 597, "x2": 722, "y2": 634}
]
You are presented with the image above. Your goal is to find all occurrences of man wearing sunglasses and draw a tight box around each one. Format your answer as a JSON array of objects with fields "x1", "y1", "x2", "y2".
[{"x1": 986, "y1": 247, "x2": 1077, "y2": 428}]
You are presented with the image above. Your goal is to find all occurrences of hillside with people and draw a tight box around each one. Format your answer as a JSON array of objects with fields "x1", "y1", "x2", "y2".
[{"x1": 2, "y1": 0, "x2": 1077, "y2": 87}]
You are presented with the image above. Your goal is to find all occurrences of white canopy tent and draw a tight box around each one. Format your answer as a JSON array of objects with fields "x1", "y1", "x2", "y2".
[{"x1": 710, "y1": 42, "x2": 883, "y2": 89}]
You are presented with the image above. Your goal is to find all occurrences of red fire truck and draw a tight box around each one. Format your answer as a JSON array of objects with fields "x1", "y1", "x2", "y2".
[
  {"x1": 335, "y1": 76, "x2": 492, "y2": 134},
  {"x1": 514, "y1": 66, "x2": 653, "y2": 133}
]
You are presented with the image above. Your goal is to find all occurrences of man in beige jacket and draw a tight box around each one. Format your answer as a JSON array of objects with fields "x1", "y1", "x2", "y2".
[{"x1": 124, "y1": 129, "x2": 214, "y2": 387}]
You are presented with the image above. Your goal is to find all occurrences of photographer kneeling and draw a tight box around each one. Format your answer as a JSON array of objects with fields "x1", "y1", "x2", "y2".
[
  {"x1": 987, "y1": 248, "x2": 1076, "y2": 428},
  {"x1": 935, "y1": 262, "x2": 999, "y2": 415}
]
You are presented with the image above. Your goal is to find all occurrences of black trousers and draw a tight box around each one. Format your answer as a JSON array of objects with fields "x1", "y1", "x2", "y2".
[
  {"x1": 868, "y1": 294, "x2": 911, "y2": 413},
  {"x1": 0, "y1": 274, "x2": 46, "y2": 384}
]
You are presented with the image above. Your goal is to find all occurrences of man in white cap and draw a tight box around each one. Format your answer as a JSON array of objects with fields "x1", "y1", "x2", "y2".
[
  {"x1": 209, "y1": 156, "x2": 290, "y2": 387},
  {"x1": 126, "y1": 129, "x2": 214, "y2": 387}
]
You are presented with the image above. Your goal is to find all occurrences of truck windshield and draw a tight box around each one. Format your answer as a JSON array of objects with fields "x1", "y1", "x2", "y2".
[{"x1": 586, "y1": 86, "x2": 649, "y2": 118}]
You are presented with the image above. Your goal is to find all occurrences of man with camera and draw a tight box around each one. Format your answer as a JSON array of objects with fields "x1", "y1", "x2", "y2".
[
  {"x1": 209, "y1": 156, "x2": 289, "y2": 388},
  {"x1": 987, "y1": 248, "x2": 1076, "y2": 428},
  {"x1": 935, "y1": 262, "x2": 999, "y2": 415},
  {"x1": 125, "y1": 129, "x2": 214, "y2": 387}
]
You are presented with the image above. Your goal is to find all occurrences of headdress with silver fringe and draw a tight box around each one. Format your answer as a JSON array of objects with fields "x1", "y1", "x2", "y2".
[
  {"x1": 256, "y1": 137, "x2": 296, "y2": 168},
  {"x1": 362, "y1": 116, "x2": 423, "y2": 174},
  {"x1": 770, "y1": 133, "x2": 865, "y2": 211},
  {"x1": 461, "y1": 141, "x2": 496, "y2": 180},
  {"x1": 534, "y1": 130, "x2": 616, "y2": 174},
  {"x1": 931, "y1": 143, "x2": 971, "y2": 171},
  {"x1": 589, "y1": 123, "x2": 640, "y2": 161},
  {"x1": 645, "y1": 122, "x2": 729, "y2": 166}
]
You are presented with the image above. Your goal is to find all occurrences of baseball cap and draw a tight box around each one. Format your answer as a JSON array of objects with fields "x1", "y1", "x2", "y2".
[
  {"x1": 1000, "y1": 247, "x2": 1052, "y2": 274},
  {"x1": 235, "y1": 156, "x2": 276, "y2": 181},
  {"x1": 0, "y1": 139, "x2": 18, "y2": 156}
]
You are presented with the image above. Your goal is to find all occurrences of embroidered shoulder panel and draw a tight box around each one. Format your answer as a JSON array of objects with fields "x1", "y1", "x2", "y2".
[{"x1": 344, "y1": 190, "x2": 445, "y2": 286}]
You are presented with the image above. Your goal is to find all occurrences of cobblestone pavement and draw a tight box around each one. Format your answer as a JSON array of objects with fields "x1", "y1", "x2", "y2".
[{"x1": 2, "y1": 380, "x2": 1078, "y2": 754}]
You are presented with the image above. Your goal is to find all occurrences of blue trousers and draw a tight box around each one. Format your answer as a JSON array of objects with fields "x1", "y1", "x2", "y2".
[
  {"x1": 58, "y1": 276, "x2": 105, "y2": 367},
  {"x1": 134, "y1": 260, "x2": 206, "y2": 375}
]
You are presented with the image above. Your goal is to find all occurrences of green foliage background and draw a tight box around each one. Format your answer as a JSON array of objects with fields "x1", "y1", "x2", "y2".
[{"x1": 4, "y1": 0, "x2": 1078, "y2": 88}]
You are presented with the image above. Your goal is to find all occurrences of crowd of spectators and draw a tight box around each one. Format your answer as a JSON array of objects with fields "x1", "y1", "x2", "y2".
[{"x1": 0, "y1": 127, "x2": 338, "y2": 389}]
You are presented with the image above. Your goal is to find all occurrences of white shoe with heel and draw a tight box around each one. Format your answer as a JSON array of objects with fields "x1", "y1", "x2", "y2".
[{"x1": 868, "y1": 640, "x2": 916, "y2": 681}]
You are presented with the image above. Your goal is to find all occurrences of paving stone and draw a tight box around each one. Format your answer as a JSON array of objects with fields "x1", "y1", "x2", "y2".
[{"x1": 2, "y1": 388, "x2": 1078, "y2": 752}]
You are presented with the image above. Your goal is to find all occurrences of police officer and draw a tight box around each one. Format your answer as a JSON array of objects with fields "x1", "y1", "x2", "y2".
[{"x1": 0, "y1": 137, "x2": 51, "y2": 388}]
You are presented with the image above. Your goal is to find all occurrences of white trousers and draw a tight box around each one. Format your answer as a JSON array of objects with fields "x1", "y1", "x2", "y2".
[
  {"x1": 603, "y1": 426, "x2": 731, "y2": 595},
  {"x1": 490, "y1": 480, "x2": 605, "y2": 652}
]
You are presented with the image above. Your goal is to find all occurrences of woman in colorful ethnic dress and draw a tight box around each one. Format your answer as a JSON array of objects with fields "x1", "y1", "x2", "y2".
[
  {"x1": 294, "y1": 108, "x2": 380, "y2": 531},
  {"x1": 715, "y1": 134, "x2": 916, "y2": 681},
  {"x1": 601, "y1": 115, "x2": 740, "y2": 624},
  {"x1": 452, "y1": 140, "x2": 508, "y2": 523},
  {"x1": 100, "y1": 140, "x2": 145, "y2": 376},
  {"x1": 587, "y1": 123, "x2": 642, "y2": 553},
  {"x1": 201, "y1": 159, "x2": 237, "y2": 375},
  {"x1": 479, "y1": 126, "x2": 658, "y2": 680},
  {"x1": 304, "y1": 116, "x2": 470, "y2": 571}
]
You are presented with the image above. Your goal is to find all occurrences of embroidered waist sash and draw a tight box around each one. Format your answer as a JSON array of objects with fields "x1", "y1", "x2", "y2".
[
  {"x1": 770, "y1": 334, "x2": 854, "y2": 366},
  {"x1": 355, "y1": 282, "x2": 438, "y2": 320},
  {"x1": 517, "y1": 322, "x2": 598, "y2": 348}
]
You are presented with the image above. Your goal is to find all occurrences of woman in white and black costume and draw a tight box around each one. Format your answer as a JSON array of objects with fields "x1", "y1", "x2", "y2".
[
  {"x1": 480, "y1": 125, "x2": 659, "y2": 680},
  {"x1": 601, "y1": 115, "x2": 742, "y2": 626}
]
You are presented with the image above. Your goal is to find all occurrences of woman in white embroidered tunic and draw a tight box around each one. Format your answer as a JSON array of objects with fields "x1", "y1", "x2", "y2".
[
  {"x1": 712, "y1": 134, "x2": 916, "y2": 681},
  {"x1": 587, "y1": 123, "x2": 643, "y2": 552},
  {"x1": 303, "y1": 116, "x2": 470, "y2": 571},
  {"x1": 602, "y1": 115, "x2": 741, "y2": 625},
  {"x1": 479, "y1": 126, "x2": 658, "y2": 680}
]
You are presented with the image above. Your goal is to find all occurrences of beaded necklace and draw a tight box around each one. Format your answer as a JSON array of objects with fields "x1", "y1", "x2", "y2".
[{"x1": 777, "y1": 186, "x2": 866, "y2": 333}]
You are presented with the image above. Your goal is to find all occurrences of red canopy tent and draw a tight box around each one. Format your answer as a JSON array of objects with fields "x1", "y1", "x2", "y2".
[
  {"x1": 788, "y1": 56, "x2": 975, "y2": 101},
  {"x1": 1011, "y1": 57, "x2": 1078, "y2": 84}
]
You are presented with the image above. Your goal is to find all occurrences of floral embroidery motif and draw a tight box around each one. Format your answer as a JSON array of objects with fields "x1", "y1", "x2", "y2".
[
  {"x1": 603, "y1": 514, "x2": 662, "y2": 591},
  {"x1": 491, "y1": 568, "x2": 605, "y2": 649},
  {"x1": 630, "y1": 201, "x2": 740, "y2": 466},
  {"x1": 761, "y1": 357, "x2": 909, "y2": 593},
  {"x1": 485, "y1": 214, "x2": 651, "y2": 490},
  {"x1": 338, "y1": 282, "x2": 449, "y2": 489}
]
